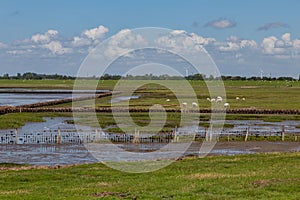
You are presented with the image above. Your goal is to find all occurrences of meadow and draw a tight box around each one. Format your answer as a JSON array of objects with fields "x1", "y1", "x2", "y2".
[
  {"x1": 0, "y1": 79, "x2": 299, "y2": 199},
  {"x1": 0, "y1": 152, "x2": 299, "y2": 199}
]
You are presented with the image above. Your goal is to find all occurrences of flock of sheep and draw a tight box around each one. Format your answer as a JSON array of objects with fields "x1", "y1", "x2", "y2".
[{"x1": 166, "y1": 96, "x2": 246, "y2": 109}]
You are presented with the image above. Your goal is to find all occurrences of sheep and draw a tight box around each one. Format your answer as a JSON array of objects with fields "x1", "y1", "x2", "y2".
[
  {"x1": 210, "y1": 98, "x2": 216, "y2": 102},
  {"x1": 166, "y1": 99, "x2": 170, "y2": 102},
  {"x1": 224, "y1": 102, "x2": 230, "y2": 109},
  {"x1": 242, "y1": 97, "x2": 245, "y2": 101},
  {"x1": 192, "y1": 102, "x2": 198, "y2": 108},
  {"x1": 206, "y1": 98, "x2": 211, "y2": 101},
  {"x1": 216, "y1": 96, "x2": 223, "y2": 103},
  {"x1": 236, "y1": 97, "x2": 240, "y2": 100}
]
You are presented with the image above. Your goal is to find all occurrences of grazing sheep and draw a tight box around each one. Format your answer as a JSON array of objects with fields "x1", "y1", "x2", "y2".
[
  {"x1": 216, "y1": 96, "x2": 223, "y2": 103},
  {"x1": 242, "y1": 97, "x2": 245, "y2": 101},
  {"x1": 166, "y1": 99, "x2": 170, "y2": 102},
  {"x1": 236, "y1": 97, "x2": 240, "y2": 100},
  {"x1": 224, "y1": 102, "x2": 230, "y2": 109},
  {"x1": 192, "y1": 102, "x2": 198, "y2": 108},
  {"x1": 210, "y1": 98, "x2": 216, "y2": 102},
  {"x1": 206, "y1": 98, "x2": 211, "y2": 101}
]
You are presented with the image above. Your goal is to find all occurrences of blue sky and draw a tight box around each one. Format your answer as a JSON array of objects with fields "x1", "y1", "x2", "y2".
[{"x1": 0, "y1": 0, "x2": 299, "y2": 77}]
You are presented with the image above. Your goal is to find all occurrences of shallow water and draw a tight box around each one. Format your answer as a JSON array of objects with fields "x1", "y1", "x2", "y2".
[
  {"x1": 0, "y1": 118, "x2": 299, "y2": 166},
  {"x1": 0, "y1": 93, "x2": 72, "y2": 106}
]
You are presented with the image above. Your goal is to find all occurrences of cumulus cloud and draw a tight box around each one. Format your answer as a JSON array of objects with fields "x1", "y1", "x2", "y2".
[
  {"x1": 71, "y1": 25, "x2": 109, "y2": 47},
  {"x1": 104, "y1": 29, "x2": 146, "y2": 58},
  {"x1": 83, "y1": 25, "x2": 108, "y2": 40},
  {"x1": 261, "y1": 33, "x2": 300, "y2": 57},
  {"x1": 0, "y1": 42, "x2": 8, "y2": 48},
  {"x1": 43, "y1": 41, "x2": 71, "y2": 55},
  {"x1": 72, "y1": 36, "x2": 92, "y2": 47},
  {"x1": 156, "y1": 30, "x2": 215, "y2": 53},
  {"x1": 258, "y1": 22, "x2": 289, "y2": 31},
  {"x1": 218, "y1": 36, "x2": 257, "y2": 52},
  {"x1": 205, "y1": 18, "x2": 236, "y2": 29},
  {"x1": 31, "y1": 30, "x2": 58, "y2": 43}
]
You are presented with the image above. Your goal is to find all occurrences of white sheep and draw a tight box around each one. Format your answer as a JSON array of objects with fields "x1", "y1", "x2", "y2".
[
  {"x1": 210, "y1": 98, "x2": 216, "y2": 102},
  {"x1": 206, "y1": 98, "x2": 211, "y2": 101},
  {"x1": 192, "y1": 102, "x2": 198, "y2": 108},
  {"x1": 236, "y1": 97, "x2": 240, "y2": 100},
  {"x1": 242, "y1": 97, "x2": 245, "y2": 101},
  {"x1": 224, "y1": 102, "x2": 230, "y2": 109},
  {"x1": 216, "y1": 96, "x2": 223, "y2": 103},
  {"x1": 166, "y1": 99, "x2": 170, "y2": 102}
]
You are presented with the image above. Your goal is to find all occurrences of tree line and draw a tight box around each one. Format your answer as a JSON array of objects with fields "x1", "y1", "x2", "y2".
[{"x1": 0, "y1": 72, "x2": 298, "y2": 81}]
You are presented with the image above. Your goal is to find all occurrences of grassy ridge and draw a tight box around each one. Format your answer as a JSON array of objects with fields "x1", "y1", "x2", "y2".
[
  {"x1": 0, "y1": 152, "x2": 299, "y2": 199},
  {"x1": 1, "y1": 112, "x2": 300, "y2": 130}
]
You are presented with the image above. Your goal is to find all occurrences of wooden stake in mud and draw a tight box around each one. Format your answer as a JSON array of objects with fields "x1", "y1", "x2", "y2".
[
  {"x1": 14, "y1": 129, "x2": 18, "y2": 144},
  {"x1": 205, "y1": 128, "x2": 208, "y2": 142},
  {"x1": 57, "y1": 127, "x2": 61, "y2": 144},
  {"x1": 281, "y1": 126, "x2": 285, "y2": 142},
  {"x1": 245, "y1": 127, "x2": 249, "y2": 142},
  {"x1": 133, "y1": 128, "x2": 140, "y2": 143}
]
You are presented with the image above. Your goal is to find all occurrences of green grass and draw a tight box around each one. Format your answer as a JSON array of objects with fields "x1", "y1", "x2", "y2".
[
  {"x1": 34, "y1": 79, "x2": 300, "y2": 110},
  {"x1": 0, "y1": 112, "x2": 72, "y2": 129},
  {"x1": 1, "y1": 112, "x2": 300, "y2": 131},
  {"x1": 0, "y1": 152, "x2": 299, "y2": 199}
]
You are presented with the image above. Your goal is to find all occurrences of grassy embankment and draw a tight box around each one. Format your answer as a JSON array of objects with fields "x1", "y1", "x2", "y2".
[{"x1": 0, "y1": 152, "x2": 299, "y2": 199}]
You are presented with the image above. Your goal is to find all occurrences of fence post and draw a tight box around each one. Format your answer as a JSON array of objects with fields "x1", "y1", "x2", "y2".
[
  {"x1": 14, "y1": 129, "x2": 18, "y2": 144},
  {"x1": 57, "y1": 128, "x2": 61, "y2": 144},
  {"x1": 205, "y1": 128, "x2": 208, "y2": 142},
  {"x1": 133, "y1": 128, "x2": 140, "y2": 143},
  {"x1": 281, "y1": 125, "x2": 285, "y2": 142},
  {"x1": 209, "y1": 126, "x2": 213, "y2": 142},
  {"x1": 173, "y1": 126, "x2": 177, "y2": 142},
  {"x1": 245, "y1": 127, "x2": 249, "y2": 142}
]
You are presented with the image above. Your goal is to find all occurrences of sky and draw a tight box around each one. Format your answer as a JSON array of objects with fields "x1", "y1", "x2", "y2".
[{"x1": 0, "y1": 0, "x2": 300, "y2": 78}]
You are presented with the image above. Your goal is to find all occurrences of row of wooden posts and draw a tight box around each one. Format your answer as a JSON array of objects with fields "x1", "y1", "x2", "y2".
[{"x1": 0, "y1": 126, "x2": 298, "y2": 144}]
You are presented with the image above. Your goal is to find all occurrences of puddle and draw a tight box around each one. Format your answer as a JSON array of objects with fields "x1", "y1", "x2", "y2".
[{"x1": 110, "y1": 95, "x2": 140, "y2": 103}]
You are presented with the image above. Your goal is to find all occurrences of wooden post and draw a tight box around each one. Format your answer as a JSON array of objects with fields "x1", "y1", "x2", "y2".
[
  {"x1": 57, "y1": 128, "x2": 61, "y2": 144},
  {"x1": 133, "y1": 128, "x2": 140, "y2": 143},
  {"x1": 205, "y1": 128, "x2": 208, "y2": 142},
  {"x1": 281, "y1": 125, "x2": 285, "y2": 142},
  {"x1": 14, "y1": 129, "x2": 18, "y2": 144},
  {"x1": 245, "y1": 127, "x2": 249, "y2": 142},
  {"x1": 173, "y1": 126, "x2": 177, "y2": 142},
  {"x1": 209, "y1": 126, "x2": 213, "y2": 142},
  {"x1": 227, "y1": 134, "x2": 230, "y2": 142},
  {"x1": 95, "y1": 128, "x2": 100, "y2": 142}
]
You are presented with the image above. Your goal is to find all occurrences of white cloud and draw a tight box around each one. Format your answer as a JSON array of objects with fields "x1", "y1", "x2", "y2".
[
  {"x1": 0, "y1": 42, "x2": 8, "y2": 48},
  {"x1": 83, "y1": 25, "x2": 108, "y2": 40},
  {"x1": 31, "y1": 30, "x2": 58, "y2": 44},
  {"x1": 71, "y1": 25, "x2": 109, "y2": 47},
  {"x1": 156, "y1": 31, "x2": 215, "y2": 53},
  {"x1": 205, "y1": 18, "x2": 236, "y2": 29},
  {"x1": 72, "y1": 36, "x2": 91, "y2": 47},
  {"x1": 218, "y1": 36, "x2": 257, "y2": 52},
  {"x1": 104, "y1": 29, "x2": 146, "y2": 58},
  {"x1": 6, "y1": 49, "x2": 32, "y2": 55},
  {"x1": 261, "y1": 33, "x2": 297, "y2": 55},
  {"x1": 43, "y1": 41, "x2": 71, "y2": 55}
]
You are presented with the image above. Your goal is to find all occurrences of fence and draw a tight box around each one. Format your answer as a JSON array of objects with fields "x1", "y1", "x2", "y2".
[{"x1": 0, "y1": 126, "x2": 300, "y2": 145}]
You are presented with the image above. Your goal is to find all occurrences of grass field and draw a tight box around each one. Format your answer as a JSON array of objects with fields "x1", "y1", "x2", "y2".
[
  {"x1": 0, "y1": 152, "x2": 299, "y2": 199},
  {"x1": 8, "y1": 79, "x2": 297, "y2": 110}
]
